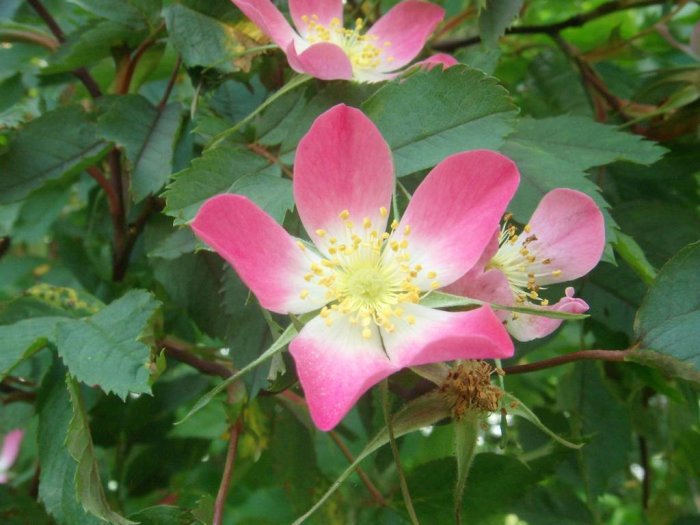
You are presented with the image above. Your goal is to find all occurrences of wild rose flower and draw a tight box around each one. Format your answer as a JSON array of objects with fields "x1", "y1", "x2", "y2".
[
  {"x1": 0, "y1": 429, "x2": 24, "y2": 484},
  {"x1": 446, "y1": 189, "x2": 605, "y2": 342},
  {"x1": 231, "y1": 0, "x2": 445, "y2": 81},
  {"x1": 192, "y1": 104, "x2": 520, "y2": 430}
]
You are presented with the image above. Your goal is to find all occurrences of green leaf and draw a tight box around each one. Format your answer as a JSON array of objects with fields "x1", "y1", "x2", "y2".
[
  {"x1": 362, "y1": 66, "x2": 517, "y2": 177},
  {"x1": 633, "y1": 241, "x2": 700, "y2": 383},
  {"x1": 165, "y1": 3, "x2": 244, "y2": 72},
  {"x1": 558, "y1": 362, "x2": 632, "y2": 498},
  {"x1": 44, "y1": 21, "x2": 145, "y2": 74},
  {"x1": 98, "y1": 95, "x2": 182, "y2": 201},
  {"x1": 503, "y1": 392, "x2": 582, "y2": 449},
  {"x1": 502, "y1": 115, "x2": 666, "y2": 224},
  {"x1": 0, "y1": 317, "x2": 61, "y2": 379},
  {"x1": 163, "y1": 145, "x2": 278, "y2": 224},
  {"x1": 66, "y1": 376, "x2": 137, "y2": 525},
  {"x1": 0, "y1": 106, "x2": 108, "y2": 204},
  {"x1": 420, "y1": 290, "x2": 589, "y2": 320},
  {"x1": 408, "y1": 453, "x2": 561, "y2": 523},
  {"x1": 292, "y1": 392, "x2": 451, "y2": 524},
  {"x1": 453, "y1": 414, "x2": 480, "y2": 525},
  {"x1": 177, "y1": 322, "x2": 298, "y2": 425},
  {"x1": 37, "y1": 361, "x2": 104, "y2": 525},
  {"x1": 68, "y1": 0, "x2": 159, "y2": 28},
  {"x1": 230, "y1": 173, "x2": 293, "y2": 223},
  {"x1": 478, "y1": 0, "x2": 524, "y2": 47},
  {"x1": 55, "y1": 290, "x2": 161, "y2": 399}
]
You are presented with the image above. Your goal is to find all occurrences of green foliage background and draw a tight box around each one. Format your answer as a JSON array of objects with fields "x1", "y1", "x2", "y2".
[{"x1": 0, "y1": 0, "x2": 699, "y2": 524}]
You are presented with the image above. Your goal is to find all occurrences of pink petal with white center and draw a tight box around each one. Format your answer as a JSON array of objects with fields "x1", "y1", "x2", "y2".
[
  {"x1": 505, "y1": 287, "x2": 589, "y2": 342},
  {"x1": 294, "y1": 105, "x2": 394, "y2": 249},
  {"x1": 368, "y1": 1, "x2": 445, "y2": 71},
  {"x1": 191, "y1": 194, "x2": 327, "y2": 315},
  {"x1": 286, "y1": 42, "x2": 354, "y2": 80},
  {"x1": 231, "y1": 0, "x2": 297, "y2": 49},
  {"x1": 525, "y1": 189, "x2": 605, "y2": 285},
  {"x1": 290, "y1": 315, "x2": 398, "y2": 431},
  {"x1": 396, "y1": 150, "x2": 520, "y2": 290},
  {"x1": 382, "y1": 304, "x2": 513, "y2": 368},
  {"x1": 0, "y1": 430, "x2": 23, "y2": 472},
  {"x1": 289, "y1": 0, "x2": 343, "y2": 36},
  {"x1": 413, "y1": 53, "x2": 459, "y2": 71}
]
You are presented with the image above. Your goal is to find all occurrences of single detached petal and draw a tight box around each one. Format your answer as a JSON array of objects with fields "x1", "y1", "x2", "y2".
[
  {"x1": 382, "y1": 304, "x2": 514, "y2": 368},
  {"x1": 413, "y1": 53, "x2": 459, "y2": 71},
  {"x1": 368, "y1": 0, "x2": 445, "y2": 71},
  {"x1": 506, "y1": 287, "x2": 589, "y2": 341},
  {"x1": 286, "y1": 42, "x2": 354, "y2": 80},
  {"x1": 0, "y1": 430, "x2": 24, "y2": 472},
  {"x1": 294, "y1": 105, "x2": 394, "y2": 248},
  {"x1": 290, "y1": 315, "x2": 399, "y2": 430},
  {"x1": 289, "y1": 0, "x2": 343, "y2": 36},
  {"x1": 396, "y1": 150, "x2": 520, "y2": 290},
  {"x1": 231, "y1": 0, "x2": 297, "y2": 49},
  {"x1": 192, "y1": 195, "x2": 327, "y2": 315},
  {"x1": 525, "y1": 189, "x2": 605, "y2": 285}
]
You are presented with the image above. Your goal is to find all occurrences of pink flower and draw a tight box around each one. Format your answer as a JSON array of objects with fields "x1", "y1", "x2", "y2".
[
  {"x1": 446, "y1": 189, "x2": 605, "y2": 342},
  {"x1": 0, "y1": 429, "x2": 24, "y2": 484},
  {"x1": 231, "y1": 0, "x2": 445, "y2": 81},
  {"x1": 415, "y1": 53, "x2": 459, "y2": 71},
  {"x1": 192, "y1": 105, "x2": 520, "y2": 430}
]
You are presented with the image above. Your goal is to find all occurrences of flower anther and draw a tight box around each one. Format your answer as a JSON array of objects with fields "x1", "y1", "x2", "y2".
[{"x1": 192, "y1": 104, "x2": 521, "y2": 430}]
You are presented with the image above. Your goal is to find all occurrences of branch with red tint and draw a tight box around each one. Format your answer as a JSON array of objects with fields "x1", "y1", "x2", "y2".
[{"x1": 27, "y1": 0, "x2": 102, "y2": 99}]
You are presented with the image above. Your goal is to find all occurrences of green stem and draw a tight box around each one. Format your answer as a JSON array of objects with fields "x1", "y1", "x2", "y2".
[{"x1": 381, "y1": 380, "x2": 420, "y2": 525}]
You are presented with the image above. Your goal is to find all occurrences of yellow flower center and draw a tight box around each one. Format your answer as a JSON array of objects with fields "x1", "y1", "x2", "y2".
[
  {"x1": 487, "y1": 213, "x2": 563, "y2": 314},
  {"x1": 301, "y1": 15, "x2": 394, "y2": 70},
  {"x1": 297, "y1": 208, "x2": 440, "y2": 339}
]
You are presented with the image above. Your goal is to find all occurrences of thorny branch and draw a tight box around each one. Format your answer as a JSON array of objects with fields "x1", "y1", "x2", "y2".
[{"x1": 27, "y1": 0, "x2": 103, "y2": 98}]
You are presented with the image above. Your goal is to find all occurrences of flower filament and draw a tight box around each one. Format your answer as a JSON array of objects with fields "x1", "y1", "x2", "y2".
[
  {"x1": 298, "y1": 208, "x2": 438, "y2": 339},
  {"x1": 301, "y1": 14, "x2": 394, "y2": 70},
  {"x1": 487, "y1": 213, "x2": 563, "y2": 310}
]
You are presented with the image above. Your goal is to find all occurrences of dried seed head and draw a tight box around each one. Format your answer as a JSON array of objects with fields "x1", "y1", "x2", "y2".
[{"x1": 439, "y1": 361, "x2": 504, "y2": 420}]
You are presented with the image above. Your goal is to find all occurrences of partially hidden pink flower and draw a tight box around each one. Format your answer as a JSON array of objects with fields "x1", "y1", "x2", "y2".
[
  {"x1": 0, "y1": 429, "x2": 24, "y2": 484},
  {"x1": 414, "y1": 53, "x2": 459, "y2": 71},
  {"x1": 446, "y1": 189, "x2": 605, "y2": 342},
  {"x1": 192, "y1": 104, "x2": 520, "y2": 430},
  {"x1": 231, "y1": 0, "x2": 445, "y2": 81}
]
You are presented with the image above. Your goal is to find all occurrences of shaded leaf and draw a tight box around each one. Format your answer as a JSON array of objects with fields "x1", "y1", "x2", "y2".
[
  {"x1": 292, "y1": 393, "x2": 451, "y2": 524},
  {"x1": 66, "y1": 376, "x2": 137, "y2": 525},
  {"x1": 98, "y1": 95, "x2": 183, "y2": 201},
  {"x1": 37, "y1": 361, "x2": 104, "y2": 525},
  {"x1": 163, "y1": 145, "x2": 277, "y2": 224},
  {"x1": 634, "y1": 241, "x2": 700, "y2": 383},
  {"x1": 0, "y1": 106, "x2": 108, "y2": 204},
  {"x1": 479, "y1": 0, "x2": 524, "y2": 47}
]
